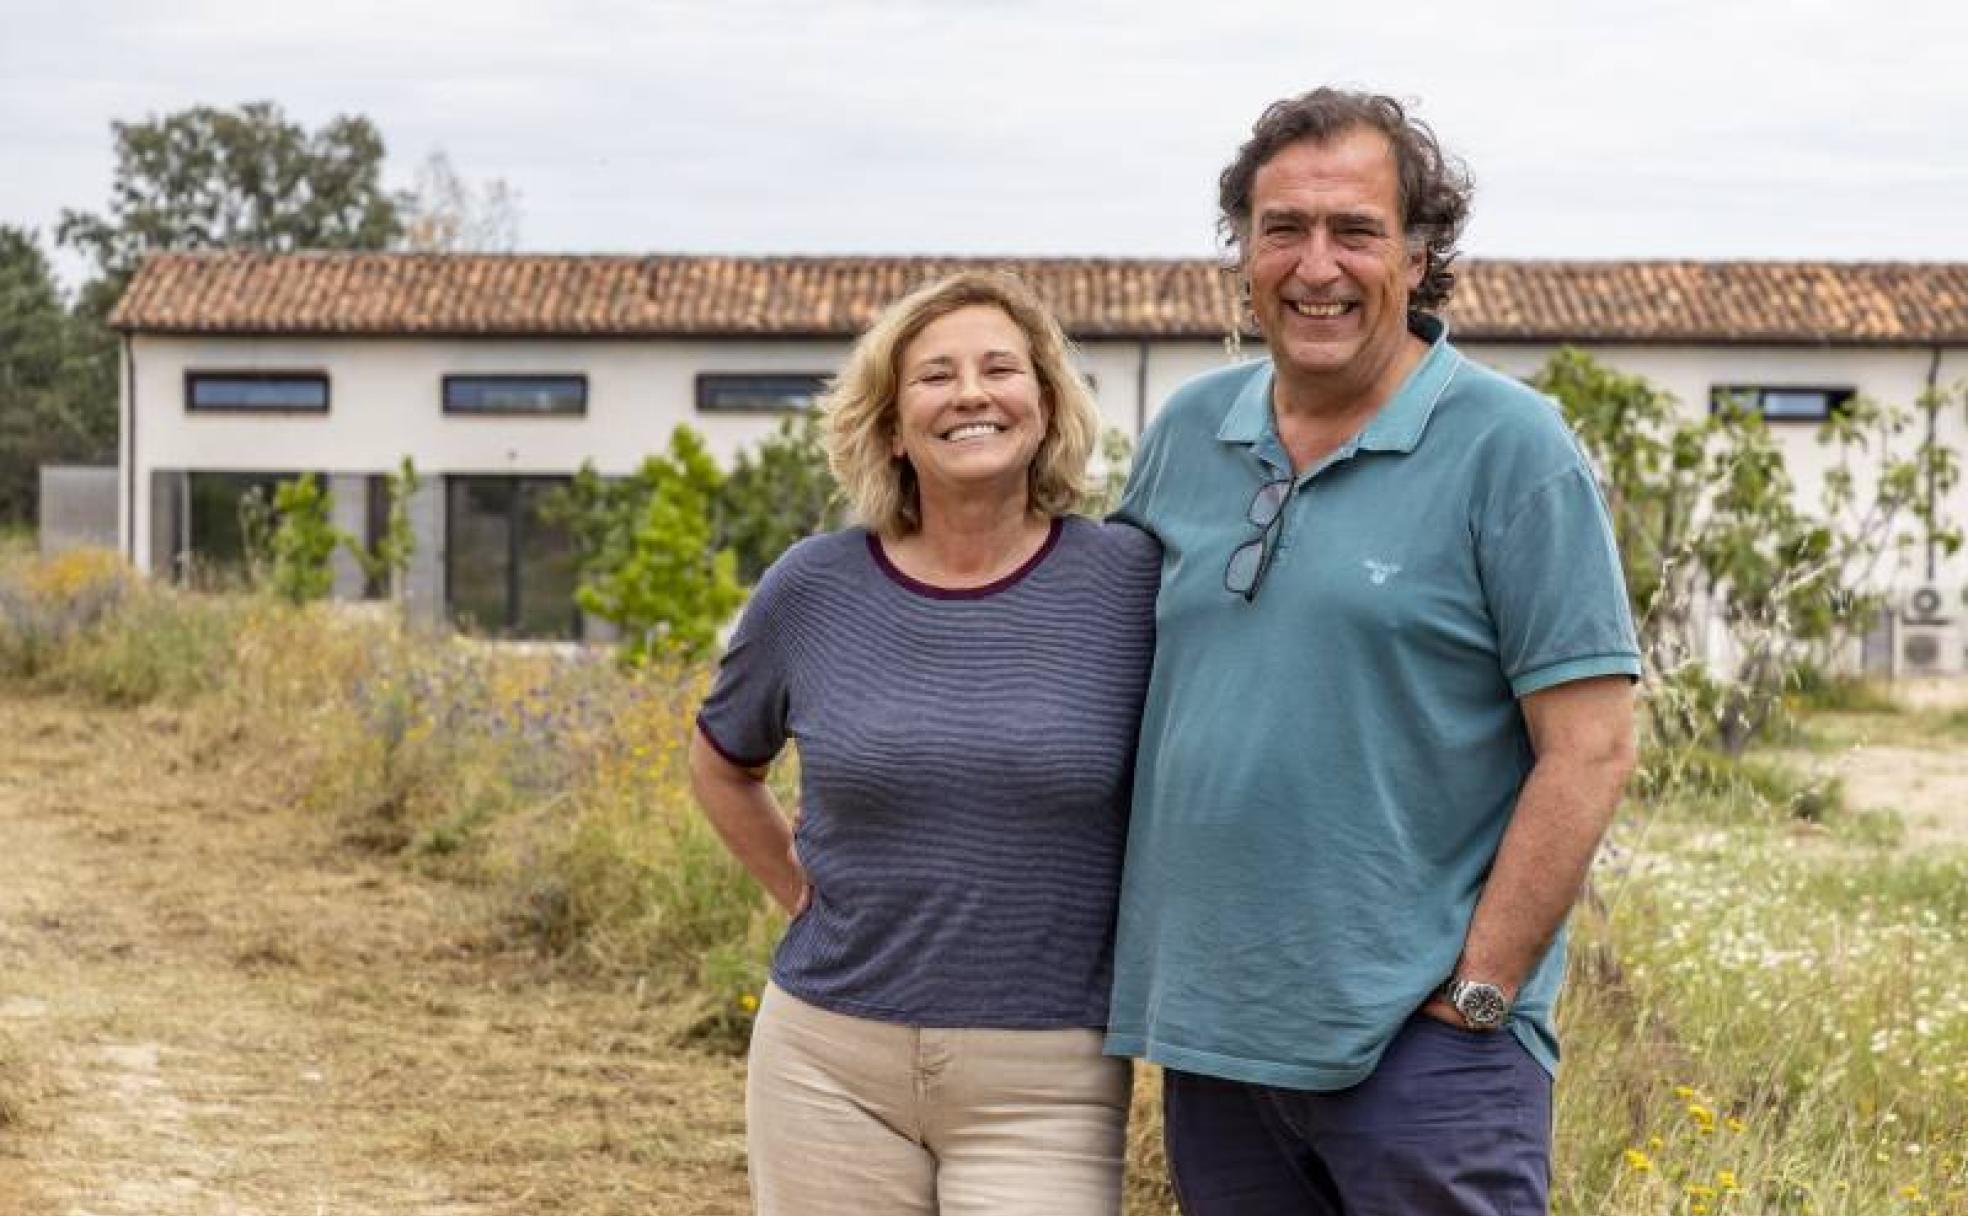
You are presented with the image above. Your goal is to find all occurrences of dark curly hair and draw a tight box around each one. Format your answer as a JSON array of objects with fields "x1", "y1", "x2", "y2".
[{"x1": 1218, "y1": 88, "x2": 1473, "y2": 316}]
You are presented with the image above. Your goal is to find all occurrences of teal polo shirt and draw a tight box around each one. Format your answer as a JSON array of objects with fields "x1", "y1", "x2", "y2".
[{"x1": 1105, "y1": 316, "x2": 1640, "y2": 1089}]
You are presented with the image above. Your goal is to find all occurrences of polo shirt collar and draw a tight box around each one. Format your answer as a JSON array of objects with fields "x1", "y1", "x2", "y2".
[{"x1": 1215, "y1": 314, "x2": 1461, "y2": 458}]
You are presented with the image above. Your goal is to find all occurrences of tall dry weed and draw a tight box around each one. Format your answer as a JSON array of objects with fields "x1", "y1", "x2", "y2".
[{"x1": 0, "y1": 1027, "x2": 35, "y2": 1132}]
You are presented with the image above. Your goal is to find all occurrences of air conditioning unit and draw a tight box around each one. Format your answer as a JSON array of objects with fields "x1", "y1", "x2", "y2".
[{"x1": 1897, "y1": 586, "x2": 1965, "y2": 676}]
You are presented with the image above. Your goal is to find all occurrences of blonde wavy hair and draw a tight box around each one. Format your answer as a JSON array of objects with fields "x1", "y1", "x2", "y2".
[{"x1": 822, "y1": 271, "x2": 1100, "y2": 536}]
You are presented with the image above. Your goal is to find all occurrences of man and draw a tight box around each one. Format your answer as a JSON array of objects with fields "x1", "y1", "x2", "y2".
[{"x1": 1107, "y1": 88, "x2": 1641, "y2": 1214}]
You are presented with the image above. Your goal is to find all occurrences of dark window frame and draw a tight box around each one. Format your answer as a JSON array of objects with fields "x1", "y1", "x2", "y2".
[
  {"x1": 1709, "y1": 385, "x2": 1856, "y2": 423},
  {"x1": 362, "y1": 474, "x2": 392, "y2": 600},
  {"x1": 695, "y1": 372, "x2": 830, "y2": 414},
  {"x1": 442, "y1": 474, "x2": 583, "y2": 641},
  {"x1": 185, "y1": 370, "x2": 331, "y2": 414},
  {"x1": 442, "y1": 374, "x2": 589, "y2": 417},
  {"x1": 180, "y1": 470, "x2": 329, "y2": 585}
]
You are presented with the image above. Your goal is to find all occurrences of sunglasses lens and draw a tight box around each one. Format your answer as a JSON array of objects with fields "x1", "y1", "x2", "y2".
[{"x1": 1225, "y1": 539, "x2": 1265, "y2": 594}]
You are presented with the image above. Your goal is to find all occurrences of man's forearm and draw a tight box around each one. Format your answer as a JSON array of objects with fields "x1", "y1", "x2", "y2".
[{"x1": 1452, "y1": 749, "x2": 1632, "y2": 998}]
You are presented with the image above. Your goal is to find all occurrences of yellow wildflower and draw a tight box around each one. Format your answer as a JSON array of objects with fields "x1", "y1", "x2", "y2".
[
  {"x1": 738, "y1": 991, "x2": 760, "y2": 1013},
  {"x1": 1623, "y1": 1148, "x2": 1654, "y2": 1173}
]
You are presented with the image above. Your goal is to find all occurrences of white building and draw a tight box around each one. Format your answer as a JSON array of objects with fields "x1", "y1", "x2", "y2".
[{"x1": 109, "y1": 253, "x2": 1968, "y2": 669}]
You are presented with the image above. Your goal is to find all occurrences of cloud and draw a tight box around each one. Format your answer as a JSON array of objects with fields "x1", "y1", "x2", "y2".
[{"x1": 4, "y1": 0, "x2": 1966, "y2": 286}]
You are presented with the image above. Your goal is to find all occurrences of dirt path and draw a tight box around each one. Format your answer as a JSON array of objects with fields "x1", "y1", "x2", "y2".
[
  {"x1": 1829, "y1": 743, "x2": 1968, "y2": 848},
  {"x1": 0, "y1": 692, "x2": 750, "y2": 1215}
]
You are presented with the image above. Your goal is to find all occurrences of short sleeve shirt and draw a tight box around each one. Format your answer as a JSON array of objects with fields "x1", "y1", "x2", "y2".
[
  {"x1": 697, "y1": 516, "x2": 1162, "y2": 1028},
  {"x1": 1105, "y1": 318, "x2": 1641, "y2": 1087}
]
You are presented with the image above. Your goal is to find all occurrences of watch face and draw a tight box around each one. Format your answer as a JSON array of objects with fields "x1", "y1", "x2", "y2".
[{"x1": 1455, "y1": 982, "x2": 1509, "y2": 1028}]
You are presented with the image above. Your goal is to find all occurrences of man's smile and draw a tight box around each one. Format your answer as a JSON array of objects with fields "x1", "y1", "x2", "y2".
[{"x1": 1287, "y1": 300, "x2": 1357, "y2": 319}]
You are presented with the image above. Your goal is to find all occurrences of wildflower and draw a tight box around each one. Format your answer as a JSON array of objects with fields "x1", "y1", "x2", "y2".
[
  {"x1": 738, "y1": 991, "x2": 760, "y2": 1013},
  {"x1": 1686, "y1": 1183, "x2": 1717, "y2": 1200},
  {"x1": 1725, "y1": 1117, "x2": 1745, "y2": 1134},
  {"x1": 1623, "y1": 1148, "x2": 1654, "y2": 1173},
  {"x1": 1898, "y1": 1183, "x2": 1921, "y2": 1201},
  {"x1": 1717, "y1": 1169, "x2": 1739, "y2": 1193},
  {"x1": 1674, "y1": 1084, "x2": 1698, "y2": 1100}
]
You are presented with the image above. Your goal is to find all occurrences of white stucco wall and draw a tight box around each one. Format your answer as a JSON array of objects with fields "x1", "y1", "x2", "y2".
[
  {"x1": 120, "y1": 328, "x2": 1967, "y2": 666},
  {"x1": 123, "y1": 331, "x2": 1259, "y2": 573}
]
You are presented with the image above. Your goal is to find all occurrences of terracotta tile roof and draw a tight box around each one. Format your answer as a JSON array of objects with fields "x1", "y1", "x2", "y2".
[{"x1": 110, "y1": 251, "x2": 1968, "y2": 345}]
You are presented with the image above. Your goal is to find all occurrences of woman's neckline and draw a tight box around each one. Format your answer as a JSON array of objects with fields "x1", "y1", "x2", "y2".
[{"x1": 866, "y1": 516, "x2": 1066, "y2": 600}]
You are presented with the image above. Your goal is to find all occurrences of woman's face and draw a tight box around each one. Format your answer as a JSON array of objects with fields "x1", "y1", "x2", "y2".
[{"x1": 890, "y1": 305, "x2": 1048, "y2": 509}]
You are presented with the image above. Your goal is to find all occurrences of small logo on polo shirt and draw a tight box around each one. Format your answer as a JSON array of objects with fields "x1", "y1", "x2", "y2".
[{"x1": 1363, "y1": 560, "x2": 1403, "y2": 585}]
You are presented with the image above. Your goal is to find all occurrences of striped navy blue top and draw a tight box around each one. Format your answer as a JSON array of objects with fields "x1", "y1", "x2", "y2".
[{"x1": 697, "y1": 516, "x2": 1161, "y2": 1028}]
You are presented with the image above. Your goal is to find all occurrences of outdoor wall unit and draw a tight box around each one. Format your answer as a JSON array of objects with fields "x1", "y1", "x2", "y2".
[{"x1": 1897, "y1": 586, "x2": 1965, "y2": 676}]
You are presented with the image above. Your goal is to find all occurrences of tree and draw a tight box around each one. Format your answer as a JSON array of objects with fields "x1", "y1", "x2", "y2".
[
  {"x1": 57, "y1": 102, "x2": 404, "y2": 293},
  {"x1": 52, "y1": 103, "x2": 409, "y2": 486},
  {"x1": 554, "y1": 428, "x2": 747, "y2": 664},
  {"x1": 714, "y1": 414, "x2": 844, "y2": 583},
  {"x1": 1533, "y1": 349, "x2": 1960, "y2": 756},
  {"x1": 265, "y1": 475, "x2": 341, "y2": 604},
  {"x1": 0, "y1": 228, "x2": 106, "y2": 525},
  {"x1": 348, "y1": 458, "x2": 422, "y2": 606},
  {"x1": 399, "y1": 151, "x2": 522, "y2": 253}
]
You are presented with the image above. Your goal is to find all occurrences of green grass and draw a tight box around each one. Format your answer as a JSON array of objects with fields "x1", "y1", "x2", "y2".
[
  {"x1": 1787, "y1": 669, "x2": 1904, "y2": 716},
  {"x1": 1557, "y1": 801, "x2": 1968, "y2": 1214},
  {"x1": 0, "y1": 524, "x2": 32, "y2": 561}
]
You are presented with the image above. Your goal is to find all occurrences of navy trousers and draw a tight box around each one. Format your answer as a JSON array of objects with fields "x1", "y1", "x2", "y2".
[{"x1": 1163, "y1": 1015, "x2": 1551, "y2": 1216}]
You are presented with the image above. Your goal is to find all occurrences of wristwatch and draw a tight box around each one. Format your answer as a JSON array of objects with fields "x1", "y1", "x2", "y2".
[{"x1": 1441, "y1": 977, "x2": 1510, "y2": 1030}]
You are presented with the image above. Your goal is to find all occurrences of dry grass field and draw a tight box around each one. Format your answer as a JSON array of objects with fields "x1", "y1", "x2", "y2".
[{"x1": 0, "y1": 690, "x2": 751, "y2": 1215}]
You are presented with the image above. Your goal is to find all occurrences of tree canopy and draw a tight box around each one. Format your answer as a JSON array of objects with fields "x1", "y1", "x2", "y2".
[
  {"x1": 0, "y1": 227, "x2": 109, "y2": 523},
  {"x1": 57, "y1": 101, "x2": 405, "y2": 292}
]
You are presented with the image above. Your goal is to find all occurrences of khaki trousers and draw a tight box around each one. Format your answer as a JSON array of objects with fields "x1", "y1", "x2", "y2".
[{"x1": 746, "y1": 983, "x2": 1130, "y2": 1215}]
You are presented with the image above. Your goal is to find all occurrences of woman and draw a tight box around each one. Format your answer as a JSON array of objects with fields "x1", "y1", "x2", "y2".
[{"x1": 689, "y1": 271, "x2": 1160, "y2": 1215}]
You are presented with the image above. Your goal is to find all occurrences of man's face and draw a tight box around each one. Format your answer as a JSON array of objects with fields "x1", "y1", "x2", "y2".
[{"x1": 1243, "y1": 127, "x2": 1424, "y2": 390}]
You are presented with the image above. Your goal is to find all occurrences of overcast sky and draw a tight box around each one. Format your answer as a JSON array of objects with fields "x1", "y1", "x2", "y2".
[{"x1": 4, "y1": 0, "x2": 1966, "y2": 291}]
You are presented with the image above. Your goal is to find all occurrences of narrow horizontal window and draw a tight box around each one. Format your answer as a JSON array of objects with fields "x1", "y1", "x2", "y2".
[
  {"x1": 1709, "y1": 385, "x2": 1854, "y2": 422},
  {"x1": 696, "y1": 373, "x2": 829, "y2": 413},
  {"x1": 186, "y1": 371, "x2": 329, "y2": 412},
  {"x1": 444, "y1": 375, "x2": 588, "y2": 416}
]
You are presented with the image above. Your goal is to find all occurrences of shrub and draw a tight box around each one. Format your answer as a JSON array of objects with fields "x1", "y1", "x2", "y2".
[
  {"x1": 715, "y1": 414, "x2": 844, "y2": 583},
  {"x1": 52, "y1": 582, "x2": 246, "y2": 704},
  {"x1": 0, "y1": 547, "x2": 132, "y2": 679},
  {"x1": 1535, "y1": 350, "x2": 1959, "y2": 756},
  {"x1": 266, "y1": 474, "x2": 341, "y2": 604},
  {"x1": 495, "y1": 664, "x2": 779, "y2": 1049},
  {"x1": 553, "y1": 428, "x2": 747, "y2": 663}
]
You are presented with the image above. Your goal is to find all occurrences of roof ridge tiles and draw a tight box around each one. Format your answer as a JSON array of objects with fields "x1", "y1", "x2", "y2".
[{"x1": 107, "y1": 251, "x2": 1968, "y2": 344}]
